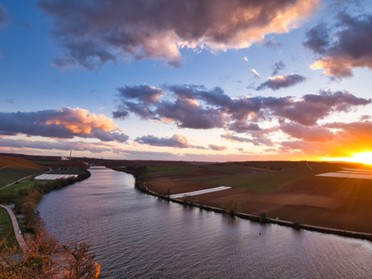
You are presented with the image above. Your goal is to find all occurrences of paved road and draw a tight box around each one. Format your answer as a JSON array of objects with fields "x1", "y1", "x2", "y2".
[{"x1": 0, "y1": 204, "x2": 28, "y2": 254}]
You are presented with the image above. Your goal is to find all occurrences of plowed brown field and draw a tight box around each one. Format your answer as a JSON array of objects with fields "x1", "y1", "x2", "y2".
[{"x1": 144, "y1": 161, "x2": 372, "y2": 234}]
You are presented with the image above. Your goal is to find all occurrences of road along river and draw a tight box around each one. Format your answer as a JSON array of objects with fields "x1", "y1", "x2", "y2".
[{"x1": 38, "y1": 167, "x2": 372, "y2": 278}]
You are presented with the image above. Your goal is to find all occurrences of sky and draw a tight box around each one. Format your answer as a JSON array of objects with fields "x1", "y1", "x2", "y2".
[{"x1": 0, "y1": 0, "x2": 372, "y2": 162}]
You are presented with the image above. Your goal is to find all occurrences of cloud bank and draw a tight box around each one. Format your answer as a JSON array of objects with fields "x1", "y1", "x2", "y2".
[
  {"x1": 305, "y1": 13, "x2": 372, "y2": 77},
  {"x1": 0, "y1": 138, "x2": 111, "y2": 153},
  {"x1": 0, "y1": 107, "x2": 128, "y2": 142},
  {"x1": 135, "y1": 134, "x2": 197, "y2": 149},
  {"x1": 113, "y1": 84, "x2": 370, "y2": 132},
  {"x1": 39, "y1": 0, "x2": 319, "y2": 68},
  {"x1": 256, "y1": 74, "x2": 306, "y2": 91},
  {"x1": 280, "y1": 121, "x2": 372, "y2": 157}
]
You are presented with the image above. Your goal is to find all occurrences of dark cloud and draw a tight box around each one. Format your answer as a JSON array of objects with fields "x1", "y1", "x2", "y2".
[
  {"x1": 256, "y1": 74, "x2": 306, "y2": 91},
  {"x1": 271, "y1": 61, "x2": 286, "y2": 75},
  {"x1": 114, "y1": 85, "x2": 371, "y2": 131},
  {"x1": 39, "y1": 0, "x2": 319, "y2": 69},
  {"x1": 114, "y1": 85, "x2": 163, "y2": 120},
  {"x1": 303, "y1": 22, "x2": 331, "y2": 54},
  {"x1": 249, "y1": 135, "x2": 274, "y2": 146},
  {"x1": 227, "y1": 121, "x2": 261, "y2": 133},
  {"x1": 0, "y1": 138, "x2": 110, "y2": 153},
  {"x1": 0, "y1": 108, "x2": 128, "y2": 142},
  {"x1": 135, "y1": 134, "x2": 204, "y2": 149},
  {"x1": 305, "y1": 13, "x2": 372, "y2": 77},
  {"x1": 118, "y1": 85, "x2": 163, "y2": 105},
  {"x1": 156, "y1": 99, "x2": 225, "y2": 129},
  {"x1": 221, "y1": 131, "x2": 273, "y2": 146},
  {"x1": 208, "y1": 144, "x2": 226, "y2": 151},
  {"x1": 221, "y1": 133, "x2": 251, "y2": 143},
  {"x1": 0, "y1": 6, "x2": 6, "y2": 28},
  {"x1": 268, "y1": 90, "x2": 370, "y2": 125},
  {"x1": 115, "y1": 149, "x2": 185, "y2": 161}
]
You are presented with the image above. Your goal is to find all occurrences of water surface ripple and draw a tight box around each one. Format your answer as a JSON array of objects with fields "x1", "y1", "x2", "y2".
[{"x1": 38, "y1": 168, "x2": 372, "y2": 278}]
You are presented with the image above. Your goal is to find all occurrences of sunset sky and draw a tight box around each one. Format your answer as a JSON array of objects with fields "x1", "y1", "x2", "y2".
[{"x1": 0, "y1": 0, "x2": 371, "y2": 162}]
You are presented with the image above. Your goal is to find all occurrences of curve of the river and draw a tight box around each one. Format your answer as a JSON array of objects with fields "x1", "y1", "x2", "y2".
[{"x1": 38, "y1": 167, "x2": 372, "y2": 278}]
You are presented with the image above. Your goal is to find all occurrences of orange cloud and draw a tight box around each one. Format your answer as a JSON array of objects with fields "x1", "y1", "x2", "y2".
[
  {"x1": 40, "y1": 0, "x2": 320, "y2": 68},
  {"x1": 0, "y1": 108, "x2": 128, "y2": 142},
  {"x1": 310, "y1": 57, "x2": 372, "y2": 78},
  {"x1": 46, "y1": 107, "x2": 117, "y2": 135},
  {"x1": 280, "y1": 121, "x2": 372, "y2": 158}
]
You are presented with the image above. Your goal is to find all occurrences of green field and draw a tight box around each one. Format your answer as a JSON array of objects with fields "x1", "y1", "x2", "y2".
[
  {"x1": 0, "y1": 179, "x2": 40, "y2": 201},
  {"x1": 144, "y1": 161, "x2": 351, "y2": 193},
  {"x1": 145, "y1": 165, "x2": 191, "y2": 177},
  {"x1": 0, "y1": 168, "x2": 44, "y2": 188},
  {"x1": 0, "y1": 207, "x2": 18, "y2": 249}
]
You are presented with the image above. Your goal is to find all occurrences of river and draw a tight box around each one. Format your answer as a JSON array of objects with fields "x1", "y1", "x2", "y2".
[{"x1": 38, "y1": 167, "x2": 372, "y2": 278}]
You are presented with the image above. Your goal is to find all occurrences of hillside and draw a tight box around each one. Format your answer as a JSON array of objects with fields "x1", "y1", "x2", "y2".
[
  {"x1": 0, "y1": 155, "x2": 43, "y2": 170},
  {"x1": 0, "y1": 155, "x2": 44, "y2": 188}
]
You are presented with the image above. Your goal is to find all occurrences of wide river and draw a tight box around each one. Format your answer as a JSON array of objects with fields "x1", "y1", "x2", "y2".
[{"x1": 38, "y1": 167, "x2": 372, "y2": 278}]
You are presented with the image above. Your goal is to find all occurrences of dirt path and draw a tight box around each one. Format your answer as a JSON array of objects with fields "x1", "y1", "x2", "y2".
[{"x1": 0, "y1": 204, "x2": 28, "y2": 254}]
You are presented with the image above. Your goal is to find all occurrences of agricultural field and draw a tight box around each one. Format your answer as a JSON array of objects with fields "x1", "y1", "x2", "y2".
[
  {"x1": 143, "y1": 161, "x2": 372, "y2": 234},
  {"x1": 0, "y1": 155, "x2": 45, "y2": 188},
  {"x1": 0, "y1": 179, "x2": 41, "y2": 201}
]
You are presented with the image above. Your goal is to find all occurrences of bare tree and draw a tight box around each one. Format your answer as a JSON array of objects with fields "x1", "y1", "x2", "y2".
[{"x1": 63, "y1": 241, "x2": 98, "y2": 279}]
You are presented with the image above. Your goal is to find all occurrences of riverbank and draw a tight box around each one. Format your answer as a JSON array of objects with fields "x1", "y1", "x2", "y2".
[
  {"x1": 0, "y1": 154, "x2": 100, "y2": 278},
  {"x1": 112, "y1": 161, "x2": 372, "y2": 242},
  {"x1": 137, "y1": 180, "x2": 372, "y2": 242}
]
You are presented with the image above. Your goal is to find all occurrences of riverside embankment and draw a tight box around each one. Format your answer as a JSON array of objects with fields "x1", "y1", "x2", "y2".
[
  {"x1": 114, "y1": 162, "x2": 372, "y2": 242},
  {"x1": 133, "y1": 178, "x2": 372, "y2": 242}
]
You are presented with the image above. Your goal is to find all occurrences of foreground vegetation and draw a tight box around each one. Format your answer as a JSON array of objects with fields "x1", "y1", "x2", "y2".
[
  {"x1": 0, "y1": 219, "x2": 98, "y2": 279},
  {"x1": 0, "y1": 207, "x2": 17, "y2": 249},
  {"x1": 0, "y1": 154, "x2": 99, "y2": 278}
]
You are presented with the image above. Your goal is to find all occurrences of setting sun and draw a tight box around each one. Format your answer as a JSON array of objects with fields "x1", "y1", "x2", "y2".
[
  {"x1": 326, "y1": 152, "x2": 372, "y2": 165},
  {"x1": 350, "y1": 152, "x2": 372, "y2": 165}
]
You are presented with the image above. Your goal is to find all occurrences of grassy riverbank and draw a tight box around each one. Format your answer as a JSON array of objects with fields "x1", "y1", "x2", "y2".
[
  {"x1": 113, "y1": 160, "x2": 372, "y2": 241},
  {"x1": 0, "y1": 207, "x2": 18, "y2": 249}
]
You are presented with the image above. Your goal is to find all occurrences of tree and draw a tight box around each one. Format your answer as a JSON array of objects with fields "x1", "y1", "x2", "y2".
[{"x1": 63, "y1": 242, "x2": 99, "y2": 279}]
